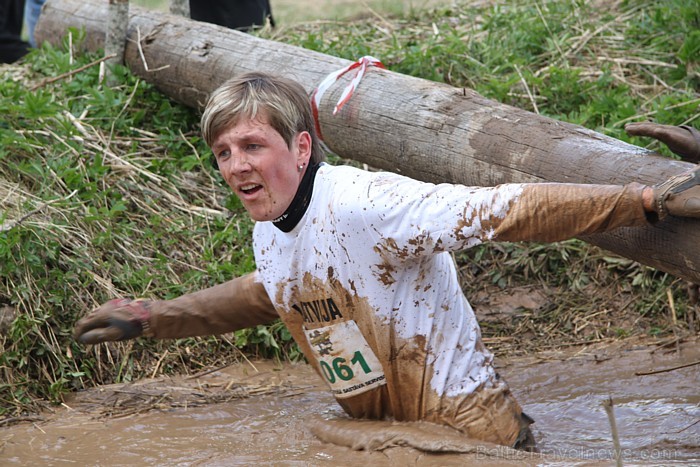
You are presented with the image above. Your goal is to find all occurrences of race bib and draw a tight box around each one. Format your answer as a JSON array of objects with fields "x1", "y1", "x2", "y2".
[{"x1": 305, "y1": 320, "x2": 386, "y2": 399}]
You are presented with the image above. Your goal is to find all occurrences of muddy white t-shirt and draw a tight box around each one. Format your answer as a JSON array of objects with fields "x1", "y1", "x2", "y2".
[{"x1": 253, "y1": 163, "x2": 525, "y2": 422}]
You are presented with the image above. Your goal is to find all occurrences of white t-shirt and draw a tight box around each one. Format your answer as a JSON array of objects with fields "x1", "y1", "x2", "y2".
[{"x1": 253, "y1": 163, "x2": 525, "y2": 421}]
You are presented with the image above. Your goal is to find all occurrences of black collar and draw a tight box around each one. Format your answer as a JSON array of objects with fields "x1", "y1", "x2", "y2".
[{"x1": 272, "y1": 163, "x2": 320, "y2": 232}]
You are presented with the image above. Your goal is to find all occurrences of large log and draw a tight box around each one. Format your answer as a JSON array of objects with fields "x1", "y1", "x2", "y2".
[{"x1": 35, "y1": 0, "x2": 700, "y2": 284}]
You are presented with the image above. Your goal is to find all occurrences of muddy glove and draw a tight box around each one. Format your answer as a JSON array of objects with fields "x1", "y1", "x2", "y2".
[
  {"x1": 625, "y1": 122, "x2": 700, "y2": 163},
  {"x1": 74, "y1": 299, "x2": 154, "y2": 344},
  {"x1": 652, "y1": 165, "x2": 700, "y2": 219}
]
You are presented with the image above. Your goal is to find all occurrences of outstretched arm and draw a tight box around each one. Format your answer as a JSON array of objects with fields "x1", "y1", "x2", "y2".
[
  {"x1": 74, "y1": 271, "x2": 278, "y2": 344},
  {"x1": 491, "y1": 123, "x2": 700, "y2": 242},
  {"x1": 491, "y1": 182, "x2": 650, "y2": 243},
  {"x1": 491, "y1": 164, "x2": 700, "y2": 243}
]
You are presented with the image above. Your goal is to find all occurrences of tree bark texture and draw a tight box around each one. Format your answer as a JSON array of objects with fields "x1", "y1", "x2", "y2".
[{"x1": 35, "y1": 0, "x2": 700, "y2": 284}]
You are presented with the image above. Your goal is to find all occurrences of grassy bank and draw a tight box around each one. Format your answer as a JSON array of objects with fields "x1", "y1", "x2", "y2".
[{"x1": 1, "y1": 0, "x2": 699, "y2": 417}]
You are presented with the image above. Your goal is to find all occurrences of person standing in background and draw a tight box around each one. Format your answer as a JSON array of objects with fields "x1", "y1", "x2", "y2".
[
  {"x1": 0, "y1": 0, "x2": 29, "y2": 63},
  {"x1": 22, "y1": 0, "x2": 274, "y2": 51},
  {"x1": 189, "y1": 0, "x2": 274, "y2": 31}
]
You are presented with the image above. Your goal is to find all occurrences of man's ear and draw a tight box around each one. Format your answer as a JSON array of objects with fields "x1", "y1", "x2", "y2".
[{"x1": 296, "y1": 131, "x2": 312, "y2": 165}]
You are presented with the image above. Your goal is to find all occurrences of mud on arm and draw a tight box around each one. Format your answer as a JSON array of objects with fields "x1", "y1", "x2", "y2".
[
  {"x1": 149, "y1": 271, "x2": 278, "y2": 339},
  {"x1": 492, "y1": 182, "x2": 649, "y2": 243}
]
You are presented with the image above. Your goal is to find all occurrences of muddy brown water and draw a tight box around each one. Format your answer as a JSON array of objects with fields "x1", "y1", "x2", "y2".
[{"x1": 2, "y1": 338, "x2": 698, "y2": 466}]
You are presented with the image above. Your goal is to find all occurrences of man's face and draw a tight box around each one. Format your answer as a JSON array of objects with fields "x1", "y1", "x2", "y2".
[{"x1": 211, "y1": 113, "x2": 311, "y2": 222}]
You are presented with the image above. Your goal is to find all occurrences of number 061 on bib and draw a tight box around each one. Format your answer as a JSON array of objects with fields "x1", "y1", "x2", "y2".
[{"x1": 305, "y1": 320, "x2": 387, "y2": 398}]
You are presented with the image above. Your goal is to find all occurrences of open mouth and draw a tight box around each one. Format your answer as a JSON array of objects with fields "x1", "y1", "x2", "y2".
[{"x1": 240, "y1": 184, "x2": 262, "y2": 196}]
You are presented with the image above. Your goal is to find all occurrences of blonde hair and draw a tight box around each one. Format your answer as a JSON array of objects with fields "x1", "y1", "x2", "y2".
[{"x1": 201, "y1": 72, "x2": 326, "y2": 165}]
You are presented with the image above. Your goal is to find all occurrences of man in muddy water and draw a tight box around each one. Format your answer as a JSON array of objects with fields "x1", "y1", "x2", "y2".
[{"x1": 73, "y1": 72, "x2": 700, "y2": 452}]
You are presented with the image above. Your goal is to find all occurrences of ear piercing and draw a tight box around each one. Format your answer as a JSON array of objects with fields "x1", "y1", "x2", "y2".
[{"x1": 298, "y1": 163, "x2": 305, "y2": 172}]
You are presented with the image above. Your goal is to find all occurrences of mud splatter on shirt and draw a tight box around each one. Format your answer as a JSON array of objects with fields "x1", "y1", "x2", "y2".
[{"x1": 254, "y1": 164, "x2": 525, "y2": 422}]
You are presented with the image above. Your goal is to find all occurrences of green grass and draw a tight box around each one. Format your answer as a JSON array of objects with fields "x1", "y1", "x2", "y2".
[
  {"x1": 268, "y1": 0, "x2": 699, "y2": 144},
  {"x1": 0, "y1": 40, "x2": 296, "y2": 414},
  {"x1": 1, "y1": 0, "x2": 699, "y2": 416}
]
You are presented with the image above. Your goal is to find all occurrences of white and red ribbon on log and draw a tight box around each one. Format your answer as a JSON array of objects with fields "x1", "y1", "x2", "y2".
[{"x1": 311, "y1": 56, "x2": 386, "y2": 141}]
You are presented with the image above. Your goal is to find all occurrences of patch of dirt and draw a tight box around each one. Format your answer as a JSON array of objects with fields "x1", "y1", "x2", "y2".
[{"x1": 472, "y1": 285, "x2": 550, "y2": 323}]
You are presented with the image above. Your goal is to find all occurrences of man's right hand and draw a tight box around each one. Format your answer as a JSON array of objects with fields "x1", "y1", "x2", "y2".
[
  {"x1": 625, "y1": 122, "x2": 700, "y2": 163},
  {"x1": 74, "y1": 299, "x2": 154, "y2": 344}
]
